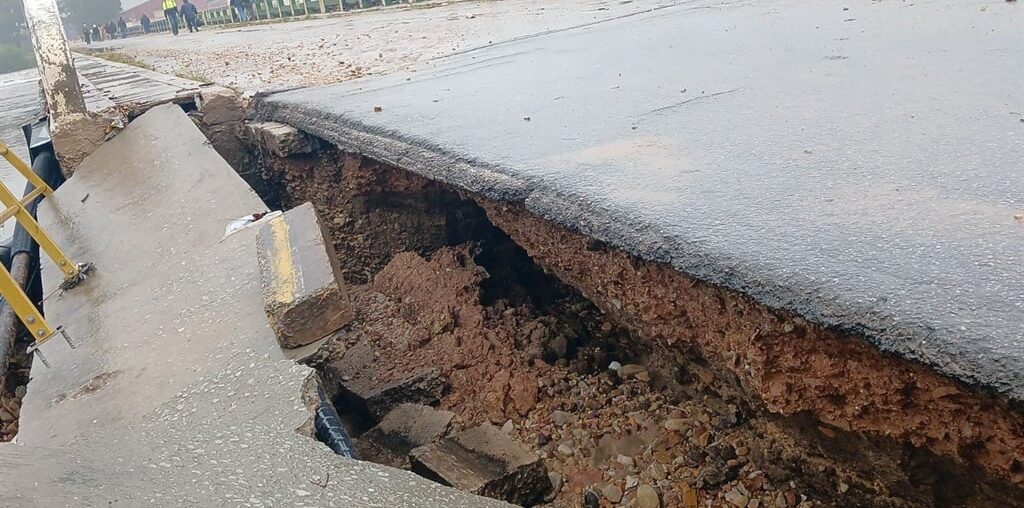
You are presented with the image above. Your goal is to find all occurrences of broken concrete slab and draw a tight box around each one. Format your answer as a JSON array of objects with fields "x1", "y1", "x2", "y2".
[
  {"x1": 197, "y1": 85, "x2": 243, "y2": 125},
  {"x1": 356, "y1": 403, "x2": 455, "y2": 468},
  {"x1": 5, "y1": 104, "x2": 509, "y2": 507},
  {"x1": 410, "y1": 423, "x2": 551, "y2": 506},
  {"x1": 257, "y1": 202, "x2": 354, "y2": 348},
  {"x1": 247, "y1": 121, "x2": 315, "y2": 157},
  {"x1": 355, "y1": 368, "x2": 447, "y2": 420}
]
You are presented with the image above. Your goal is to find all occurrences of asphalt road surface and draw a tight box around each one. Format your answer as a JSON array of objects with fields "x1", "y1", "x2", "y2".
[{"x1": 256, "y1": 0, "x2": 1024, "y2": 399}]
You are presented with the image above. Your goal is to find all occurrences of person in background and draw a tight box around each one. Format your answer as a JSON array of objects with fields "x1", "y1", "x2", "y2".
[
  {"x1": 107, "y1": 20, "x2": 118, "y2": 39},
  {"x1": 82, "y1": 24, "x2": 92, "y2": 44},
  {"x1": 141, "y1": 14, "x2": 152, "y2": 34},
  {"x1": 162, "y1": 0, "x2": 180, "y2": 36},
  {"x1": 180, "y1": 0, "x2": 200, "y2": 33},
  {"x1": 230, "y1": 0, "x2": 248, "y2": 22},
  {"x1": 118, "y1": 17, "x2": 128, "y2": 38},
  {"x1": 91, "y1": 25, "x2": 101, "y2": 42}
]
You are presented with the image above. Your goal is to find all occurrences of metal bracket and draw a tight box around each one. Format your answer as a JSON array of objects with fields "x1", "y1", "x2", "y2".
[{"x1": 26, "y1": 326, "x2": 75, "y2": 369}]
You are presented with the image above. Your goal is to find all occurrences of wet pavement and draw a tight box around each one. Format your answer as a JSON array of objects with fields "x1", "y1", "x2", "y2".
[
  {"x1": 0, "y1": 69, "x2": 43, "y2": 203},
  {"x1": 255, "y1": 0, "x2": 1024, "y2": 400},
  {"x1": 0, "y1": 104, "x2": 509, "y2": 507}
]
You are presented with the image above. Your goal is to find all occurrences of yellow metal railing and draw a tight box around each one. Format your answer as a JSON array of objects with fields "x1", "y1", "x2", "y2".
[{"x1": 0, "y1": 140, "x2": 92, "y2": 366}]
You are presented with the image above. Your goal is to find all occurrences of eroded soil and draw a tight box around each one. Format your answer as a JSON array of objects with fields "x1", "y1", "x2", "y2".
[{"x1": 254, "y1": 146, "x2": 1023, "y2": 507}]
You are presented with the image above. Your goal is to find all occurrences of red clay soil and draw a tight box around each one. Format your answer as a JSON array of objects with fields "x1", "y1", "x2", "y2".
[
  {"x1": 480, "y1": 200, "x2": 1024, "y2": 489},
  {"x1": 261, "y1": 148, "x2": 1023, "y2": 505}
]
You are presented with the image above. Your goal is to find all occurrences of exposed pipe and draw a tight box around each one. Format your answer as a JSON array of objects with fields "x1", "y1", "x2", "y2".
[
  {"x1": 0, "y1": 128, "x2": 63, "y2": 386},
  {"x1": 314, "y1": 384, "x2": 358, "y2": 459}
]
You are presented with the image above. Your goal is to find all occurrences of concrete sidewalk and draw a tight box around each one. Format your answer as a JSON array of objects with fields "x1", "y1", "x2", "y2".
[
  {"x1": 255, "y1": 0, "x2": 1024, "y2": 400},
  {"x1": 0, "y1": 104, "x2": 507, "y2": 507}
]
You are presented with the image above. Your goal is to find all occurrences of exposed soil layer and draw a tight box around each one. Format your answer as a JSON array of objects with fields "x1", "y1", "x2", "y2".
[
  {"x1": 480, "y1": 202, "x2": 1024, "y2": 490},
  {"x1": 254, "y1": 145, "x2": 1024, "y2": 507},
  {"x1": 0, "y1": 331, "x2": 31, "y2": 441}
]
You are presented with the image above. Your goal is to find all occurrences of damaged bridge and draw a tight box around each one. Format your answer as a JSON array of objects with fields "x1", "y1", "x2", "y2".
[{"x1": 0, "y1": 0, "x2": 1021, "y2": 506}]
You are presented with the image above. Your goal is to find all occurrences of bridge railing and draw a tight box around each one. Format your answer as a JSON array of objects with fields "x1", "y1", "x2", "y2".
[{"x1": 196, "y1": 0, "x2": 417, "y2": 27}]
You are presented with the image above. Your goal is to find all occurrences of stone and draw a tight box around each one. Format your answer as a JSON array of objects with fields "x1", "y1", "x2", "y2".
[
  {"x1": 558, "y1": 444, "x2": 575, "y2": 456},
  {"x1": 635, "y1": 484, "x2": 661, "y2": 508},
  {"x1": 501, "y1": 419, "x2": 515, "y2": 433},
  {"x1": 508, "y1": 370, "x2": 539, "y2": 415},
  {"x1": 724, "y1": 489, "x2": 749, "y2": 507},
  {"x1": 545, "y1": 472, "x2": 563, "y2": 502},
  {"x1": 257, "y1": 203, "x2": 354, "y2": 349},
  {"x1": 359, "y1": 368, "x2": 447, "y2": 420},
  {"x1": 550, "y1": 410, "x2": 577, "y2": 426},
  {"x1": 663, "y1": 418, "x2": 687, "y2": 432},
  {"x1": 617, "y1": 454, "x2": 634, "y2": 466},
  {"x1": 584, "y1": 490, "x2": 601, "y2": 508},
  {"x1": 774, "y1": 492, "x2": 788, "y2": 508},
  {"x1": 355, "y1": 403, "x2": 454, "y2": 468},
  {"x1": 648, "y1": 463, "x2": 667, "y2": 480},
  {"x1": 13, "y1": 385, "x2": 27, "y2": 398},
  {"x1": 410, "y1": 423, "x2": 551, "y2": 506},
  {"x1": 617, "y1": 364, "x2": 647, "y2": 379},
  {"x1": 199, "y1": 86, "x2": 244, "y2": 125},
  {"x1": 246, "y1": 121, "x2": 315, "y2": 157},
  {"x1": 682, "y1": 484, "x2": 699, "y2": 508},
  {"x1": 602, "y1": 484, "x2": 624, "y2": 503}
]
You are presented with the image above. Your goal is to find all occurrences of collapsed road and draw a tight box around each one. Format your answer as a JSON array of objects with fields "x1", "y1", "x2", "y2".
[
  {"x1": 0, "y1": 0, "x2": 1019, "y2": 506},
  {"x1": 237, "y1": 0, "x2": 1023, "y2": 505}
]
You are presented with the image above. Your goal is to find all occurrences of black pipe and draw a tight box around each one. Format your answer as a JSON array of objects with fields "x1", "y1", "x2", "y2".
[
  {"x1": 314, "y1": 383, "x2": 358, "y2": 459},
  {"x1": 0, "y1": 119, "x2": 62, "y2": 384}
]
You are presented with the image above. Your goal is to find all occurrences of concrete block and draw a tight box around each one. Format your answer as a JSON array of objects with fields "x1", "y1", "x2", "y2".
[
  {"x1": 355, "y1": 368, "x2": 446, "y2": 420},
  {"x1": 356, "y1": 403, "x2": 455, "y2": 468},
  {"x1": 257, "y1": 202, "x2": 353, "y2": 348},
  {"x1": 199, "y1": 86, "x2": 244, "y2": 125},
  {"x1": 410, "y1": 423, "x2": 552, "y2": 506},
  {"x1": 246, "y1": 121, "x2": 315, "y2": 157}
]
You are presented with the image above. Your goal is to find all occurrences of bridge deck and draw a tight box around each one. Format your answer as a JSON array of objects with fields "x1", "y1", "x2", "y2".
[{"x1": 0, "y1": 104, "x2": 506, "y2": 507}]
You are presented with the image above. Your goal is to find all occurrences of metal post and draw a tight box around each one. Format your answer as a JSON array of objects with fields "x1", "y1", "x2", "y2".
[
  {"x1": 318, "y1": 0, "x2": 325, "y2": 14},
  {"x1": 21, "y1": 0, "x2": 109, "y2": 173},
  {"x1": 303, "y1": 0, "x2": 308, "y2": 16},
  {"x1": 288, "y1": 0, "x2": 295, "y2": 17},
  {"x1": 20, "y1": 0, "x2": 88, "y2": 128}
]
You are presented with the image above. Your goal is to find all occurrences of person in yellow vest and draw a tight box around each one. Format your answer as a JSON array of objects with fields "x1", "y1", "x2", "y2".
[{"x1": 162, "y1": 0, "x2": 180, "y2": 36}]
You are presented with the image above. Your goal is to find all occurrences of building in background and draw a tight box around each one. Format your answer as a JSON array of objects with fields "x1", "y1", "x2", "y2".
[{"x1": 121, "y1": 0, "x2": 215, "y2": 20}]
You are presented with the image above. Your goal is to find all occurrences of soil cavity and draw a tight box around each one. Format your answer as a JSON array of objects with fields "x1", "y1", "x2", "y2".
[{"x1": 252, "y1": 146, "x2": 1022, "y2": 507}]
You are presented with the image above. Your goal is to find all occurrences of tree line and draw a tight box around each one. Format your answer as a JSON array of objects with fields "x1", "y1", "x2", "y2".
[{"x1": 1, "y1": 0, "x2": 122, "y2": 73}]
